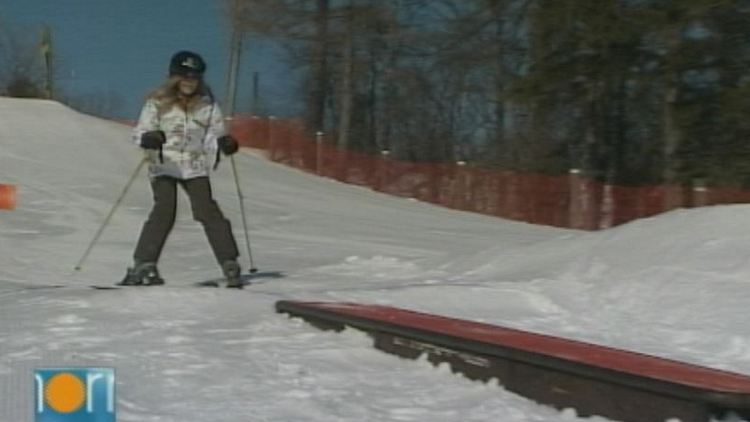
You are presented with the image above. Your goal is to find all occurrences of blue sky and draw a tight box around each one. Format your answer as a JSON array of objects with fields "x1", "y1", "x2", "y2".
[{"x1": 0, "y1": 0, "x2": 301, "y2": 118}]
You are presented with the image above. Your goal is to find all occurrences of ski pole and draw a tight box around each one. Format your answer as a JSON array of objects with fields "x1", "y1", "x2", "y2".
[
  {"x1": 230, "y1": 154, "x2": 257, "y2": 273},
  {"x1": 74, "y1": 157, "x2": 147, "y2": 271}
]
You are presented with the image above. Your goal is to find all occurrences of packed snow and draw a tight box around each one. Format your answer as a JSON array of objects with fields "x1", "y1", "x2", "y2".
[{"x1": 1, "y1": 97, "x2": 749, "y2": 421}]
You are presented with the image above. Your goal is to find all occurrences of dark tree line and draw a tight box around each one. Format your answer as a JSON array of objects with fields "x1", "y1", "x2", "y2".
[{"x1": 233, "y1": 0, "x2": 750, "y2": 186}]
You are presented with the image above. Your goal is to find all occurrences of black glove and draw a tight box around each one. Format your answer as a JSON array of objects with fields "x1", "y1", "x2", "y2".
[
  {"x1": 140, "y1": 130, "x2": 166, "y2": 150},
  {"x1": 218, "y1": 135, "x2": 239, "y2": 155}
]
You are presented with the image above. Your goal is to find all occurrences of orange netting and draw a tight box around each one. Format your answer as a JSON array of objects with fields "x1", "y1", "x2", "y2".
[{"x1": 232, "y1": 116, "x2": 750, "y2": 230}]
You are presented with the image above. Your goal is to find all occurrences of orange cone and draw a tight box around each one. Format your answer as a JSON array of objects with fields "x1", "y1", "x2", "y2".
[{"x1": 0, "y1": 184, "x2": 17, "y2": 210}]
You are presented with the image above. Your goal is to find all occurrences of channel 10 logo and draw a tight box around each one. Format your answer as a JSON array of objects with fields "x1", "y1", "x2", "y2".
[{"x1": 34, "y1": 368, "x2": 115, "y2": 422}]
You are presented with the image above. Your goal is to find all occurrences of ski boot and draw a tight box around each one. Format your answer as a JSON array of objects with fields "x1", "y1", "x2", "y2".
[
  {"x1": 222, "y1": 260, "x2": 243, "y2": 289},
  {"x1": 118, "y1": 262, "x2": 165, "y2": 286}
]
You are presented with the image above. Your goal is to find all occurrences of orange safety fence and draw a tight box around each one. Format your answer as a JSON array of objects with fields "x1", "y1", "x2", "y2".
[
  {"x1": 230, "y1": 115, "x2": 750, "y2": 229},
  {"x1": 108, "y1": 114, "x2": 750, "y2": 230},
  {"x1": 0, "y1": 184, "x2": 17, "y2": 210}
]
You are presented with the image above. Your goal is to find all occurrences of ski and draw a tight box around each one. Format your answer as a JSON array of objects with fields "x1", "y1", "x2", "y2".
[
  {"x1": 192, "y1": 273, "x2": 255, "y2": 288},
  {"x1": 88, "y1": 270, "x2": 281, "y2": 290},
  {"x1": 92, "y1": 273, "x2": 263, "y2": 290},
  {"x1": 90, "y1": 285, "x2": 122, "y2": 290}
]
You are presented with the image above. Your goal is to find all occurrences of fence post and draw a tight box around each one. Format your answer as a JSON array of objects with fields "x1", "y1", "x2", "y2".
[
  {"x1": 377, "y1": 149, "x2": 391, "y2": 192},
  {"x1": 456, "y1": 160, "x2": 468, "y2": 210},
  {"x1": 316, "y1": 131, "x2": 324, "y2": 176},
  {"x1": 504, "y1": 171, "x2": 523, "y2": 221},
  {"x1": 428, "y1": 162, "x2": 441, "y2": 205},
  {"x1": 599, "y1": 183, "x2": 615, "y2": 229},
  {"x1": 250, "y1": 115, "x2": 260, "y2": 149},
  {"x1": 691, "y1": 178, "x2": 709, "y2": 207},
  {"x1": 568, "y1": 168, "x2": 596, "y2": 230},
  {"x1": 268, "y1": 116, "x2": 277, "y2": 161},
  {"x1": 662, "y1": 183, "x2": 684, "y2": 212}
]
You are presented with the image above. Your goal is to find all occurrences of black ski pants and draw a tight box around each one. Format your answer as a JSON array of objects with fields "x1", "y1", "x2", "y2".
[{"x1": 133, "y1": 176, "x2": 239, "y2": 265}]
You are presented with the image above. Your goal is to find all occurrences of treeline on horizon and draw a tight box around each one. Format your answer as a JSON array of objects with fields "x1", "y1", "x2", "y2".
[
  {"x1": 231, "y1": 0, "x2": 750, "y2": 187},
  {"x1": 0, "y1": 21, "x2": 125, "y2": 119}
]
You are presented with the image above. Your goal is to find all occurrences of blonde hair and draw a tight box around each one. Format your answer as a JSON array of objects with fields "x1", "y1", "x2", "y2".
[{"x1": 148, "y1": 75, "x2": 210, "y2": 115}]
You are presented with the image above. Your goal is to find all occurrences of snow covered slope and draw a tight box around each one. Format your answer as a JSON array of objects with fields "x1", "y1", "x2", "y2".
[{"x1": 1, "y1": 97, "x2": 748, "y2": 422}]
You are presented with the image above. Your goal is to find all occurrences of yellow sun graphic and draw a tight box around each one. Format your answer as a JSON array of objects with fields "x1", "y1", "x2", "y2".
[{"x1": 44, "y1": 372, "x2": 86, "y2": 413}]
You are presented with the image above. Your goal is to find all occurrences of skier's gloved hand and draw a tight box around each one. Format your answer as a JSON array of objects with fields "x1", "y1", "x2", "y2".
[
  {"x1": 140, "y1": 130, "x2": 166, "y2": 150},
  {"x1": 218, "y1": 135, "x2": 239, "y2": 155}
]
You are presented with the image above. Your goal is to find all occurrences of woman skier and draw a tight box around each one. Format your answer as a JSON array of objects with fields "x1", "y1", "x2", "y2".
[{"x1": 120, "y1": 50, "x2": 244, "y2": 288}]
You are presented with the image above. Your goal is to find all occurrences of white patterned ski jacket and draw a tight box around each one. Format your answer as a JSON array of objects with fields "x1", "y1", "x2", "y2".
[{"x1": 133, "y1": 96, "x2": 225, "y2": 180}]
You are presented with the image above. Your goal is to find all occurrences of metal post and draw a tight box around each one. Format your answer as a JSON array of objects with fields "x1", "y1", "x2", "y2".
[
  {"x1": 224, "y1": 28, "x2": 243, "y2": 117},
  {"x1": 40, "y1": 26, "x2": 54, "y2": 99}
]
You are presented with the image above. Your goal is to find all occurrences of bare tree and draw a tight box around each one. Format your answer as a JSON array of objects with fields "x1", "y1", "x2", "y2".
[
  {"x1": 230, "y1": 0, "x2": 333, "y2": 134},
  {"x1": 0, "y1": 21, "x2": 47, "y2": 98}
]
